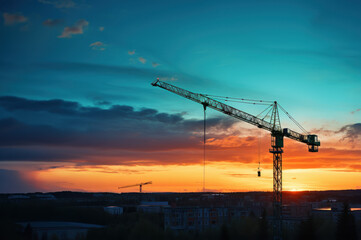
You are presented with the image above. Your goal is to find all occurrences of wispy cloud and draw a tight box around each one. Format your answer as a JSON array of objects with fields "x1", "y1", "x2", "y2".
[
  {"x1": 43, "y1": 19, "x2": 63, "y2": 27},
  {"x1": 38, "y1": 0, "x2": 75, "y2": 8},
  {"x1": 58, "y1": 19, "x2": 88, "y2": 38},
  {"x1": 128, "y1": 50, "x2": 135, "y2": 55},
  {"x1": 90, "y1": 41, "x2": 103, "y2": 46},
  {"x1": 89, "y1": 41, "x2": 105, "y2": 51},
  {"x1": 3, "y1": 13, "x2": 28, "y2": 26},
  {"x1": 138, "y1": 57, "x2": 146, "y2": 64},
  {"x1": 351, "y1": 108, "x2": 361, "y2": 114},
  {"x1": 152, "y1": 62, "x2": 160, "y2": 67},
  {"x1": 37, "y1": 62, "x2": 179, "y2": 81}
]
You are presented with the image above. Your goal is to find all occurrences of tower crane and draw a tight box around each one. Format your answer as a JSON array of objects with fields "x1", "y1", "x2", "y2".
[
  {"x1": 118, "y1": 181, "x2": 152, "y2": 193},
  {"x1": 151, "y1": 79, "x2": 320, "y2": 240}
]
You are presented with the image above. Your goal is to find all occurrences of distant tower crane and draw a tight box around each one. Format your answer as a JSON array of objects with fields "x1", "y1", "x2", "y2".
[
  {"x1": 151, "y1": 79, "x2": 320, "y2": 240},
  {"x1": 118, "y1": 181, "x2": 152, "y2": 193}
]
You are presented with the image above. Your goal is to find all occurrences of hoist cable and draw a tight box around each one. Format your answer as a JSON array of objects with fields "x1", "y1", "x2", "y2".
[
  {"x1": 203, "y1": 105, "x2": 206, "y2": 192},
  {"x1": 211, "y1": 96, "x2": 272, "y2": 105},
  {"x1": 262, "y1": 104, "x2": 275, "y2": 122},
  {"x1": 204, "y1": 94, "x2": 273, "y2": 103},
  {"x1": 256, "y1": 104, "x2": 274, "y2": 118},
  {"x1": 278, "y1": 104, "x2": 309, "y2": 134}
]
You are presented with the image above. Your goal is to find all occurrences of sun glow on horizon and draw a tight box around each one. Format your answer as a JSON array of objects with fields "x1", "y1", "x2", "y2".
[
  {"x1": 289, "y1": 188, "x2": 302, "y2": 192},
  {"x1": 23, "y1": 163, "x2": 361, "y2": 193}
]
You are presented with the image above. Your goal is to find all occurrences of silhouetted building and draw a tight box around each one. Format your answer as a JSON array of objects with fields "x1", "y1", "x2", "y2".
[
  {"x1": 138, "y1": 201, "x2": 170, "y2": 213},
  {"x1": 104, "y1": 206, "x2": 123, "y2": 215},
  {"x1": 19, "y1": 221, "x2": 104, "y2": 240},
  {"x1": 312, "y1": 206, "x2": 361, "y2": 223},
  {"x1": 164, "y1": 206, "x2": 248, "y2": 231}
]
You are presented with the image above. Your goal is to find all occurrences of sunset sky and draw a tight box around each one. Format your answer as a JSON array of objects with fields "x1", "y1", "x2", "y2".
[{"x1": 0, "y1": 0, "x2": 360, "y2": 193}]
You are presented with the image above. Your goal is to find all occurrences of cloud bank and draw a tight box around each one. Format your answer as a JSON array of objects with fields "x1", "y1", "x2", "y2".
[
  {"x1": 0, "y1": 96, "x2": 236, "y2": 165},
  {"x1": 0, "y1": 96, "x2": 359, "y2": 172}
]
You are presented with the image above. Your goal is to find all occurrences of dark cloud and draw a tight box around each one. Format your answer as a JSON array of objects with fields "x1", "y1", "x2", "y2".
[
  {"x1": 0, "y1": 96, "x2": 236, "y2": 163},
  {"x1": 0, "y1": 96, "x2": 80, "y2": 114},
  {"x1": 338, "y1": 123, "x2": 361, "y2": 141},
  {"x1": 0, "y1": 116, "x2": 195, "y2": 150},
  {"x1": 0, "y1": 117, "x2": 74, "y2": 146},
  {"x1": 0, "y1": 146, "x2": 77, "y2": 161},
  {"x1": 0, "y1": 96, "x2": 185, "y2": 123},
  {"x1": 1, "y1": 96, "x2": 360, "y2": 169}
]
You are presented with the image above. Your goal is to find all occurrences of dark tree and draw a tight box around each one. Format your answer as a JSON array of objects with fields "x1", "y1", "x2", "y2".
[{"x1": 336, "y1": 202, "x2": 357, "y2": 240}]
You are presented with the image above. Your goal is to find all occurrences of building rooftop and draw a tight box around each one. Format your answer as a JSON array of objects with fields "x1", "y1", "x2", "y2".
[{"x1": 18, "y1": 221, "x2": 104, "y2": 230}]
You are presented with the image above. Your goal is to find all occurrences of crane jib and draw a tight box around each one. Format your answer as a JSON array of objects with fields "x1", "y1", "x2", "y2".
[
  {"x1": 152, "y1": 79, "x2": 278, "y2": 131},
  {"x1": 151, "y1": 79, "x2": 320, "y2": 150}
]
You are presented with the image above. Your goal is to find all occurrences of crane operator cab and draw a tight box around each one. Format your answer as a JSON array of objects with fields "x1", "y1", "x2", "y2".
[{"x1": 307, "y1": 135, "x2": 320, "y2": 152}]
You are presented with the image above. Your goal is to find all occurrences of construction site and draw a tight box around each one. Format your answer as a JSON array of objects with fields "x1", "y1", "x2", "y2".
[{"x1": 1, "y1": 1, "x2": 361, "y2": 240}]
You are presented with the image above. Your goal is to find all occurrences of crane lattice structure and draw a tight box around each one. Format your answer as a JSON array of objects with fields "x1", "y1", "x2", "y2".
[
  {"x1": 118, "y1": 181, "x2": 152, "y2": 193},
  {"x1": 152, "y1": 79, "x2": 320, "y2": 240}
]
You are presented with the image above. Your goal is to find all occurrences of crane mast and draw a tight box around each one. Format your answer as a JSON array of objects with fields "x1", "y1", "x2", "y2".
[{"x1": 152, "y1": 79, "x2": 320, "y2": 240}]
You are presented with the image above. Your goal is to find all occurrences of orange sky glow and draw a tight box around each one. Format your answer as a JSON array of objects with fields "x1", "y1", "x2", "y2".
[{"x1": 11, "y1": 125, "x2": 359, "y2": 193}]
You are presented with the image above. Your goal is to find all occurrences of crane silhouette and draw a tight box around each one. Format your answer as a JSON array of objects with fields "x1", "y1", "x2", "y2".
[
  {"x1": 118, "y1": 181, "x2": 152, "y2": 193},
  {"x1": 152, "y1": 79, "x2": 320, "y2": 240}
]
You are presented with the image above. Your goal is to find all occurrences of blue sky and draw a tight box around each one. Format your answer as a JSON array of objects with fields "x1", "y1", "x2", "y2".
[
  {"x1": 1, "y1": 1, "x2": 360, "y2": 127},
  {"x1": 0, "y1": 0, "x2": 361, "y2": 192}
]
